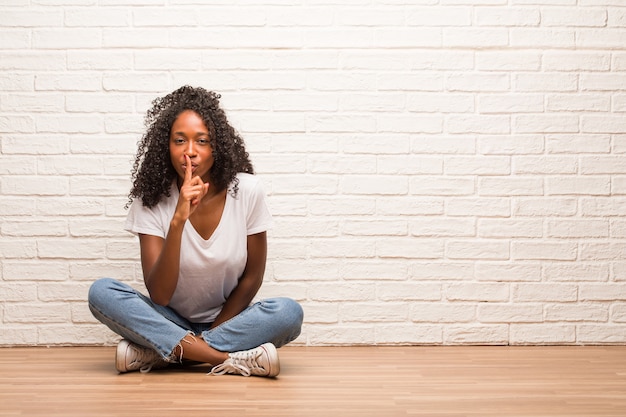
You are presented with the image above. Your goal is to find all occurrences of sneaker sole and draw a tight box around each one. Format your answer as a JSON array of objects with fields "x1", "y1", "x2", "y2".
[{"x1": 261, "y1": 343, "x2": 280, "y2": 377}]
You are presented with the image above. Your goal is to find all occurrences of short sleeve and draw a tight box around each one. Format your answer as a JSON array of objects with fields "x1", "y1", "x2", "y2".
[
  {"x1": 124, "y1": 199, "x2": 167, "y2": 238},
  {"x1": 244, "y1": 176, "x2": 273, "y2": 236}
]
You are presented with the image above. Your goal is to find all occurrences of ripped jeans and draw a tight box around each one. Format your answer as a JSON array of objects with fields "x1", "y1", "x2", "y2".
[{"x1": 88, "y1": 278, "x2": 304, "y2": 362}]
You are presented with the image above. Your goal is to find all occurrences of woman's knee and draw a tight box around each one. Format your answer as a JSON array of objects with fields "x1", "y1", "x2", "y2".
[
  {"x1": 268, "y1": 297, "x2": 304, "y2": 328},
  {"x1": 88, "y1": 277, "x2": 121, "y2": 307}
]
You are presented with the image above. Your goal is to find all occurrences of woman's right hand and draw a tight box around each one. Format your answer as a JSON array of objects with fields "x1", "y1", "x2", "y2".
[{"x1": 174, "y1": 154, "x2": 209, "y2": 224}]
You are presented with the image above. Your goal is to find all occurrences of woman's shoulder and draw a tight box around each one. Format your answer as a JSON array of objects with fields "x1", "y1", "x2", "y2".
[{"x1": 233, "y1": 172, "x2": 262, "y2": 191}]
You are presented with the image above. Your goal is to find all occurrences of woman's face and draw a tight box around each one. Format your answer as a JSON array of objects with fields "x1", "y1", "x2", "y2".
[{"x1": 169, "y1": 110, "x2": 214, "y2": 184}]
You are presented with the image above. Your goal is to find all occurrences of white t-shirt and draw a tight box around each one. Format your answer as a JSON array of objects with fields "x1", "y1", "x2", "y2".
[{"x1": 124, "y1": 173, "x2": 273, "y2": 323}]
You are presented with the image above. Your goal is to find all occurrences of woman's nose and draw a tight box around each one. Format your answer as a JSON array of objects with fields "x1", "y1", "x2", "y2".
[{"x1": 185, "y1": 142, "x2": 197, "y2": 156}]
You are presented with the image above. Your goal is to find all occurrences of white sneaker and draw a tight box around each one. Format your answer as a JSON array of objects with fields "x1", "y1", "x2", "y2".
[
  {"x1": 209, "y1": 343, "x2": 280, "y2": 377},
  {"x1": 115, "y1": 339, "x2": 168, "y2": 373}
]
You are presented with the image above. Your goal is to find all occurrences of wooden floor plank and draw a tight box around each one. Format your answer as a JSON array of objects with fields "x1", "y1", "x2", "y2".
[{"x1": 1, "y1": 346, "x2": 626, "y2": 416}]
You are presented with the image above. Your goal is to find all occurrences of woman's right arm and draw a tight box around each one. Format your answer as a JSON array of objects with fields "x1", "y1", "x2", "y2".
[
  {"x1": 140, "y1": 155, "x2": 208, "y2": 306},
  {"x1": 139, "y1": 219, "x2": 184, "y2": 306}
]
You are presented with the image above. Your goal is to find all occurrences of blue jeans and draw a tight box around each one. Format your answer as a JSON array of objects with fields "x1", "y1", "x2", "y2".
[{"x1": 88, "y1": 278, "x2": 303, "y2": 362}]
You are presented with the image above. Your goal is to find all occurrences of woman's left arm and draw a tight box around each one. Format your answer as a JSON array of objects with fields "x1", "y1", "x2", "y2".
[{"x1": 210, "y1": 231, "x2": 268, "y2": 329}]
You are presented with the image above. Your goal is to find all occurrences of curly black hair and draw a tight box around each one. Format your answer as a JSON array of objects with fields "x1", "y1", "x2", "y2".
[{"x1": 127, "y1": 86, "x2": 254, "y2": 208}]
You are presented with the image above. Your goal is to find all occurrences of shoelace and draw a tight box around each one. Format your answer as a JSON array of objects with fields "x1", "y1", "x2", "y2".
[
  {"x1": 128, "y1": 345, "x2": 160, "y2": 374},
  {"x1": 209, "y1": 350, "x2": 264, "y2": 377}
]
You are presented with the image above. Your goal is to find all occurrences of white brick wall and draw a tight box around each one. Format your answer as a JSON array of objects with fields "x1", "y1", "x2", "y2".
[{"x1": 1, "y1": 0, "x2": 626, "y2": 347}]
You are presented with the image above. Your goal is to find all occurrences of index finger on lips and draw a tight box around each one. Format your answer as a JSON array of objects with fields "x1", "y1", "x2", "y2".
[{"x1": 184, "y1": 154, "x2": 192, "y2": 182}]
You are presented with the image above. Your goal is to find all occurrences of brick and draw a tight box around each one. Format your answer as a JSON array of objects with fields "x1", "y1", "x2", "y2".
[
  {"x1": 478, "y1": 177, "x2": 544, "y2": 196},
  {"x1": 475, "y1": 262, "x2": 542, "y2": 282},
  {"x1": 411, "y1": 217, "x2": 475, "y2": 237},
  {"x1": 0, "y1": 116, "x2": 35, "y2": 133},
  {"x1": 310, "y1": 239, "x2": 375, "y2": 258},
  {"x1": 70, "y1": 262, "x2": 137, "y2": 281},
  {"x1": 411, "y1": 303, "x2": 476, "y2": 323},
  {"x1": 577, "y1": 325, "x2": 626, "y2": 343},
  {"x1": 340, "y1": 261, "x2": 408, "y2": 280},
  {"x1": 545, "y1": 176, "x2": 610, "y2": 196},
  {"x1": 377, "y1": 282, "x2": 441, "y2": 301},
  {"x1": 445, "y1": 156, "x2": 510, "y2": 175},
  {"x1": 447, "y1": 73, "x2": 509, "y2": 92},
  {"x1": 0, "y1": 240, "x2": 37, "y2": 259},
  {"x1": 546, "y1": 94, "x2": 610, "y2": 112},
  {"x1": 510, "y1": 325, "x2": 576, "y2": 344},
  {"x1": 512, "y1": 241, "x2": 577, "y2": 261},
  {"x1": 309, "y1": 197, "x2": 375, "y2": 215},
  {"x1": 4, "y1": 303, "x2": 70, "y2": 323},
  {"x1": 0, "y1": 10, "x2": 62, "y2": 27},
  {"x1": 478, "y1": 304, "x2": 543, "y2": 323},
  {"x1": 36, "y1": 115, "x2": 103, "y2": 133},
  {"x1": 478, "y1": 218, "x2": 543, "y2": 238},
  {"x1": 545, "y1": 304, "x2": 608, "y2": 322},
  {"x1": 546, "y1": 219, "x2": 609, "y2": 238},
  {"x1": 514, "y1": 114, "x2": 579, "y2": 134},
  {"x1": 307, "y1": 325, "x2": 376, "y2": 345},
  {"x1": 0, "y1": 155, "x2": 36, "y2": 175},
  {"x1": 1, "y1": 94, "x2": 64, "y2": 112},
  {"x1": 410, "y1": 176, "x2": 475, "y2": 196},
  {"x1": 445, "y1": 283, "x2": 509, "y2": 302},
  {"x1": 582, "y1": 116, "x2": 626, "y2": 133},
  {"x1": 446, "y1": 240, "x2": 510, "y2": 260},
  {"x1": 514, "y1": 73, "x2": 578, "y2": 92},
  {"x1": 302, "y1": 303, "x2": 338, "y2": 324},
  {"x1": 340, "y1": 303, "x2": 408, "y2": 322},
  {"x1": 577, "y1": 29, "x2": 626, "y2": 48},
  {"x1": 69, "y1": 218, "x2": 127, "y2": 237},
  {"x1": 2, "y1": 176, "x2": 68, "y2": 196},
  {"x1": 273, "y1": 260, "x2": 339, "y2": 281},
  {"x1": 341, "y1": 175, "x2": 407, "y2": 195},
  {"x1": 513, "y1": 197, "x2": 578, "y2": 217},
  {"x1": 546, "y1": 134, "x2": 610, "y2": 154},
  {"x1": 2, "y1": 220, "x2": 67, "y2": 237},
  {"x1": 37, "y1": 283, "x2": 91, "y2": 302},
  {"x1": 36, "y1": 198, "x2": 104, "y2": 216},
  {"x1": 377, "y1": 238, "x2": 444, "y2": 259},
  {"x1": 413, "y1": 136, "x2": 475, "y2": 154},
  {"x1": 67, "y1": 51, "x2": 133, "y2": 70},
  {"x1": 375, "y1": 324, "x2": 443, "y2": 344},
  {"x1": 0, "y1": 29, "x2": 30, "y2": 49},
  {"x1": 513, "y1": 156, "x2": 577, "y2": 174},
  {"x1": 69, "y1": 176, "x2": 130, "y2": 196},
  {"x1": 308, "y1": 155, "x2": 375, "y2": 174},
  {"x1": 410, "y1": 262, "x2": 475, "y2": 281},
  {"x1": 0, "y1": 197, "x2": 35, "y2": 216},
  {"x1": 512, "y1": 283, "x2": 578, "y2": 302},
  {"x1": 541, "y1": 262, "x2": 609, "y2": 282},
  {"x1": 444, "y1": 325, "x2": 509, "y2": 345},
  {"x1": 272, "y1": 93, "x2": 337, "y2": 111},
  {"x1": 444, "y1": 28, "x2": 508, "y2": 47},
  {"x1": 0, "y1": 284, "x2": 38, "y2": 302},
  {"x1": 475, "y1": 7, "x2": 540, "y2": 26},
  {"x1": 344, "y1": 220, "x2": 407, "y2": 236},
  {"x1": 343, "y1": 135, "x2": 409, "y2": 154},
  {"x1": 510, "y1": 28, "x2": 575, "y2": 48},
  {"x1": 106, "y1": 240, "x2": 140, "y2": 260},
  {"x1": 447, "y1": 198, "x2": 511, "y2": 217},
  {"x1": 33, "y1": 29, "x2": 101, "y2": 49},
  {"x1": 38, "y1": 239, "x2": 104, "y2": 260},
  {"x1": 407, "y1": 93, "x2": 474, "y2": 113},
  {"x1": 378, "y1": 197, "x2": 444, "y2": 216},
  {"x1": 579, "y1": 283, "x2": 626, "y2": 301}
]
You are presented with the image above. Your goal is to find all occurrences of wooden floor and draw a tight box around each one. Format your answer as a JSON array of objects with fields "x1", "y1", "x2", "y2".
[{"x1": 1, "y1": 346, "x2": 626, "y2": 417}]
